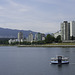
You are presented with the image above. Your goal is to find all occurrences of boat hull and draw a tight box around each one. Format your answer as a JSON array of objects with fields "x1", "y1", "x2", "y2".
[{"x1": 51, "y1": 61, "x2": 69, "y2": 64}]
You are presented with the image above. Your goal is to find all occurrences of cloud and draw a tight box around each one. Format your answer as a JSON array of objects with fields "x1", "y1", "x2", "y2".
[
  {"x1": 0, "y1": 6, "x2": 4, "y2": 10},
  {"x1": 7, "y1": 0, "x2": 18, "y2": 6},
  {"x1": 0, "y1": 21, "x2": 60, "y2": 33},
  {"x1": 0, "y1": 0, "x2": 75, "y2": 33},
  {"x1": 0, "y1": 0, "x2": 33, "y2": 21},
  {"x1": 31, "y1": 0, "x2": 59, "y2": 5},
  {"x1": 19, "y1": 8, "x2": 29, "y2": 12}
]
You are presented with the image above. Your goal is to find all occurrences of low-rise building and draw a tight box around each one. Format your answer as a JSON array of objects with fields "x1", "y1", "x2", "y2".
[{"x1": 8, "y1": 39, "x2": 19, "y2": 44}]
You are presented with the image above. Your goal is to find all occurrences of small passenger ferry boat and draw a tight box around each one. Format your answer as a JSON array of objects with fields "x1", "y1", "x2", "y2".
[{"x1": 51, "y1": 56, "x2": 69, "y2": 64}]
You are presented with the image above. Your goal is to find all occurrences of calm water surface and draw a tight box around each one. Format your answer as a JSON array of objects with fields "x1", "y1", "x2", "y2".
[{"x1": 0, "y1": 46, "x2": 75, "y2": 75}]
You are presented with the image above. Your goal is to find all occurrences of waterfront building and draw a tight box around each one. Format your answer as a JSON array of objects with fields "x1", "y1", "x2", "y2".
[
  {"x1": 41, "y1": 34, "x2": 45, "y2": 40},
  {"x1": 35, "y1": 33, "x2": 42, "y2": 41},
  {"x1": 8, "y1": 39, "x2": 18, "y2": 44},
  {"x1": 70, "y1": 21, "x2": 75, "y2": 39},
  {"x1": 61, "y1": 21, "x2": 70, "y2": 41},
  {"x1": 27, "y1": 32, "x2": 33, "y2": 42},
  {"x1": 34, "y1": 34, "x2": 37, "y2": 41},
  {"x1": 34, "y1": 33, "x2": 45, "y2": 41},
  {"x1": 8, "y1": 39, "x2": 13, "y2": 44},
  {"x1": 18, "y1": 32, "x2": 23, "y2": 42}
]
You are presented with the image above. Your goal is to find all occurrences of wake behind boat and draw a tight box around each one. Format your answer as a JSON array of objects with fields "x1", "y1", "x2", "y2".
[{"x1": 51, "y1": 56, "x2": 69, "y2": 64}]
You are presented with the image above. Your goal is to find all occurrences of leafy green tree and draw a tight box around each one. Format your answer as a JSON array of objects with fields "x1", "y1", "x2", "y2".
[
  {"x1": 55, "y1": 35, "x2": 61, "y2": 43},
  {"x1": 45, "y1": 34, "x2": 55, "y2": 43}
]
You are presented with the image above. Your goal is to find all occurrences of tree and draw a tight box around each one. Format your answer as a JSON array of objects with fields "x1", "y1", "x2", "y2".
[
  {"x1": 71, "y1": 35, "x2": 74, "y2": 40},
  {"x1": 45, "y1": 34, "x2": 55, "y2": 43},
  {"x1": 55, "y1": 35, "x2": 61, "y2": 43}
]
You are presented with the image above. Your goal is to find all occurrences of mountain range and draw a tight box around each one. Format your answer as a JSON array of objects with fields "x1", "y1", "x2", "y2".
[{"x1": 0, "y1": 28, "x2": 38, "y2": 38}]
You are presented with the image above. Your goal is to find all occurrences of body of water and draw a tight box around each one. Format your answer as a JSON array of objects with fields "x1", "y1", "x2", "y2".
[{"x1": 0, "y1": 46, "x2": 75, "y2": 75}]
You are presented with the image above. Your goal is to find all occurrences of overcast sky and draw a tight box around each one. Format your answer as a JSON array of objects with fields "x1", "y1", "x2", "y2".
[{"x1": 0, "y1": 0, "x2": 75, "y2": 33}]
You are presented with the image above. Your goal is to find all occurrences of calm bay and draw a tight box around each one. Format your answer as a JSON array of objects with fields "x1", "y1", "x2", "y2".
[{"x1": 0, "y1": 46, "x2": 75, "y2": 75}]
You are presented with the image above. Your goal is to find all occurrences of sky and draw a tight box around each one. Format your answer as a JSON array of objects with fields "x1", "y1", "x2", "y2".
[{"x1": 0, "y1": 0, "x2": 75, "y2": 33}]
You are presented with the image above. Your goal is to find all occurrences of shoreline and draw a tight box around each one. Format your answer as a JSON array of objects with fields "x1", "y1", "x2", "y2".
[
  {"x1": 17, "y1": 45, "x2": 75, "y2": 47},
  {"x1": 0, "y1": 44, "x2": 75, "y2": 47}
]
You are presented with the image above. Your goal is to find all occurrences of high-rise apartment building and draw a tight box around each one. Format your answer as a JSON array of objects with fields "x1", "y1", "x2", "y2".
[
  {"x1": 41, "y1": 34, "x2": 45, "y2": 40},
  {"x1": 61, "y1": 21, "x2": 70, "y2": 41},
  {"x1": 34, "y1": 33, "x2": 42, "y2": 41},
  {"x1": 34, "y1": 33, "x2": 45, "y2": 41},
  {"x1": 18, "y1": 32, "x2": 23, "y2": 42},
  {"x1": 27, "y1": 32, "x2": 33, "y2": 42},
  {"x1": 70, "y1": 21, "x2": 75, "y2": 38}
]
